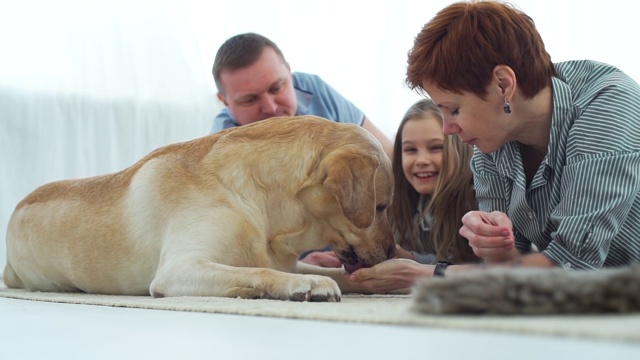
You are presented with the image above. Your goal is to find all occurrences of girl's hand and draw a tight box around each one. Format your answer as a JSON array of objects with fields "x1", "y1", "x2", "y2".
[
  {"x1": 394, "y1": 244, "x2": 415, "y2": 260},
  {"x1": 299, "y1": 251, "x2": 342, "y2": 267}
]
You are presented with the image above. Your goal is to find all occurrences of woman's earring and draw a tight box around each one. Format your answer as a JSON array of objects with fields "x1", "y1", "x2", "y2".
[{"x1": 503, "y1": 98, "x2": 512, "y2": 114}]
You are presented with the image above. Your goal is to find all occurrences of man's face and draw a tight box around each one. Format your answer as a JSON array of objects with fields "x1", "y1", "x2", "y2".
[{"x1": 217, "y1": 47, "x2": 297, "y2": 125}]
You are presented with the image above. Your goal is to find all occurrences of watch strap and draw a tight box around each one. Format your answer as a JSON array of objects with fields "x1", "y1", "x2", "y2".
[{"x1": 433, "y1": 261, "x2": 452, "y2": 277}]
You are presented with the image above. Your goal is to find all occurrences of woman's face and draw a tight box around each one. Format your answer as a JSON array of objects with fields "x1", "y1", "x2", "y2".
[
  {"x1": 401, "y1": 115, "x2": 444, "y2": 195},
  {"x1": 424, "y1": 82, "x2": 511, "y2": 154}
]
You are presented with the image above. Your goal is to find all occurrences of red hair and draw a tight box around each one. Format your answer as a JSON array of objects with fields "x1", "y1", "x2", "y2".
[{"x1": 406, "y1": 1, "x2": 555, "y2": 99}]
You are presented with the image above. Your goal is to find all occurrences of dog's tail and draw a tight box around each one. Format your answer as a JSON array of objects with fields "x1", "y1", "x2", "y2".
[
  {"x1": 3, "y1": 262, "x2": 24, "y2": 289},
  {"x1": 411, "y1": 265, "x2": 640, "y2": 315}
]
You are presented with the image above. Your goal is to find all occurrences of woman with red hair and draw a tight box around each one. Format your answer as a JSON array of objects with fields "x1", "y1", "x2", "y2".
[{"x1": 403, "y1": 1, "x2": 640, "y2": 274}]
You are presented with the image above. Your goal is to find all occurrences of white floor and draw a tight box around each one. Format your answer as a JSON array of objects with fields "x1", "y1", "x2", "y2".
[{"x1": 2, "y1": 298, "x2": 640, "y2": 359}]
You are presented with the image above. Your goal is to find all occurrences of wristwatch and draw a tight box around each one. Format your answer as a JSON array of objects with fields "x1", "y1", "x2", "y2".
[{"x1": 433, "y1": 261, "x2": 452, "y2": 278}]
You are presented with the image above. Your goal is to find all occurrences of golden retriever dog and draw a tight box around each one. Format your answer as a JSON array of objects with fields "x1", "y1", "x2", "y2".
[{"x1": 3, "y1": 116, "x2": 395, "y2": 302}]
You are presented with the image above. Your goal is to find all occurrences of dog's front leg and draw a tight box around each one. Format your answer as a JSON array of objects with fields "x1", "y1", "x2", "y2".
[
  {"x1": 148, "y1": 215, "x2": 341, "y2": 301},
  {"x1": 295, "y1": 261, "x2": 366, "y2": 294},
  {"x1": 151, "y1": 258, "x2": 341, "y2": 301}
]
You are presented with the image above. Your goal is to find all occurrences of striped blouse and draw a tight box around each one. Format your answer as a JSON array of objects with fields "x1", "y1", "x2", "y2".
[{"x1": 471, "y1": 60, "x2": 640, "y2": 270}]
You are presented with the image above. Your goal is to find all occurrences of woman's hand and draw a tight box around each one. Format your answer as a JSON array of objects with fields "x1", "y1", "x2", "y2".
[
  {"x1": 459, "y1": 210, "x2": 519, "y2": 263},
  {"x1": 344, "y1": 258, "x2": 432, "y2": 293}
]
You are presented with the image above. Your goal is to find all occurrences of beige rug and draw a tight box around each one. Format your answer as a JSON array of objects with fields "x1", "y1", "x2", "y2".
[{"x1": 2, "y1": 285, "x2": 639, "y2": 344}]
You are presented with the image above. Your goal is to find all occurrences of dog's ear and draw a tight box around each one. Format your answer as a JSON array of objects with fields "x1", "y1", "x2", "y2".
[{"x1": 322, "y1": 148, "x2": 380, "y2": 229}]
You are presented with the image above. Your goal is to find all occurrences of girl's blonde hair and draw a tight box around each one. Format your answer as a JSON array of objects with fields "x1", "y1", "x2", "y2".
[{"x1": 390, "y1": 99, "x2": 478, "y2": 263}]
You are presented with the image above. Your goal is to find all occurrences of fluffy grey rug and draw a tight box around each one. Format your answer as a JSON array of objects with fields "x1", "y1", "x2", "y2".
[{"x1": 413, "y1": 265, "x2": 640, "y2": 315}]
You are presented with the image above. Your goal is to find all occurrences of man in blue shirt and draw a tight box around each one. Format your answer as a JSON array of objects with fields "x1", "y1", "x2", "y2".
[{"x1": 211, "y1": 32, "x2": 393, "y2": 159}]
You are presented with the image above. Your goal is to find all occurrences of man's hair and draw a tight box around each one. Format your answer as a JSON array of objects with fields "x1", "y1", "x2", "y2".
[
  {"x1": 406, "y1": 1, "x2": 555, "y2": 99},
  {"x1": 212, "y1": 33, "x2": 287, "y2": 94}
]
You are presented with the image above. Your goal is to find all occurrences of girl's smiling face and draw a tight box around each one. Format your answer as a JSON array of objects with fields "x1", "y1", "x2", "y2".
[{"x1": 401, "y1": 115, "x2": 444, "y2": 195}]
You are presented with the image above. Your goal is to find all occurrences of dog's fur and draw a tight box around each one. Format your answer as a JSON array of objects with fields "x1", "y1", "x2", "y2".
[
  {"x1": 3, "y1": 116, "x2": 395, "y2": 301},
  {"x1": 412, "y1": 265, "x2": 640, "y2": 314}
]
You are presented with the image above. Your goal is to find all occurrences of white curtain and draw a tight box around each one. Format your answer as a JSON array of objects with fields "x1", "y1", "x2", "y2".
[
  {"x1": 0, "y1": 0, "x2": 219, "y2": 269},
  {"x1": 1, "y1": 0, "x2": 638, "y2": 270}
]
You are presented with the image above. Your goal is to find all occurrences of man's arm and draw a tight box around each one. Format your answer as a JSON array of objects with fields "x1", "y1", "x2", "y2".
[{"x1": 361, "y1": 116, "x2": 393, "y2": 160}]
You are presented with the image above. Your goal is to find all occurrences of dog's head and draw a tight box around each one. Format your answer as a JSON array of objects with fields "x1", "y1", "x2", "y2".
[{"x1": 298, "y1": 126, "x2": 396, "y2": 272}]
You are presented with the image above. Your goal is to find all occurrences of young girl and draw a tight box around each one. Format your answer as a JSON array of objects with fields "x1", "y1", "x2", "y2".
[
  {"x1": 391, "y1": 98, "x2": 478, "y2": 264},
  {"x1": 344, "y1": 99, "x2": 479, "y2": 293}
]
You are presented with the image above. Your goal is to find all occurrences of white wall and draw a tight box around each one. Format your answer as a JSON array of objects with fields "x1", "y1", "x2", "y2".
[
  {"x1": 1, "y1": 0, "x2": 639, "y2": 272},
  {"x1": 183, "y1": 0, "x2": 640, "y2": 138}
]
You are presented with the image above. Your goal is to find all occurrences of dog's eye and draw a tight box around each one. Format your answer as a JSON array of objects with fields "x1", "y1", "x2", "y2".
[{"x1": 376, "y1": 204, "x2": 387, "y2": 212}]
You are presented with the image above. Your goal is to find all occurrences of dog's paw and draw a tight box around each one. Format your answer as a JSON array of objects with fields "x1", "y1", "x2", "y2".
[{"x1": 284, "y1": 274, "x2": 341, "y2": 302}]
